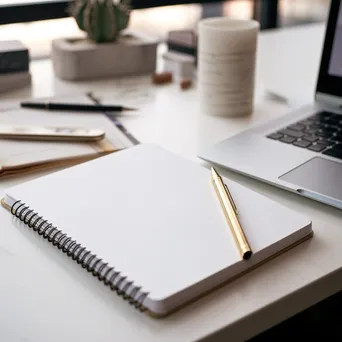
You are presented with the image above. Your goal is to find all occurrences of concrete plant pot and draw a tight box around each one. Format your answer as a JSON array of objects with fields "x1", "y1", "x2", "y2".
[{"x1": 51, "y1": 32, "x2": 159, "y2": 81}]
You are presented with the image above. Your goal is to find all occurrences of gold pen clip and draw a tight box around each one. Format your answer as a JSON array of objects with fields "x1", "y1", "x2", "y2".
[{"x1": 224, "y1": 183, "x2": 238, "y2": 214}]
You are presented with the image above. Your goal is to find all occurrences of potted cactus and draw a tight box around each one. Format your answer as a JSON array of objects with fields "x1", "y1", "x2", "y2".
[
  {"x1": 72, "y1": 0, "x2": 131, "y2": 43},
  {"x1": 51, "y1": 0, "x2": 158, "y2": 81}
]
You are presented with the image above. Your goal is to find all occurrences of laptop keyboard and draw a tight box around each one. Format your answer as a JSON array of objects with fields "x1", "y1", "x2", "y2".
[{"x1": 266, "y1": 111, "x2": 342, "y2": 160}]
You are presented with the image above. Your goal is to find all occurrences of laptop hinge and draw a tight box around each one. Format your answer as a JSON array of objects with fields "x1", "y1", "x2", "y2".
[{"x1": 316, "y1": 92, "x2": 342, "y2": 112}]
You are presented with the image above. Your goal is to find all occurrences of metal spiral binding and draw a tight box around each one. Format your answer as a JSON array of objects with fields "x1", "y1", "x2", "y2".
[{"x1": 11, "y1": 200, "x2": 149, "y2": 311}]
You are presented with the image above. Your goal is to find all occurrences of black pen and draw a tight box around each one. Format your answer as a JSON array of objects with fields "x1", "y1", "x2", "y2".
[{"x1": 20, "y1": 101, "x2": 137, "y2": 112}]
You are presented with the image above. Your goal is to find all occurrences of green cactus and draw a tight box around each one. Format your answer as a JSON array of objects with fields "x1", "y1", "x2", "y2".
[{"x1": 71, "y1": 0, "x2": 131, "y2": 43}]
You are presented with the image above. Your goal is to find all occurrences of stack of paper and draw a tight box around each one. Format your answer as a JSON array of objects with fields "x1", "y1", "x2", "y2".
[{"x1": 0, "y1": 95, "x2": 134, "y2": 178}]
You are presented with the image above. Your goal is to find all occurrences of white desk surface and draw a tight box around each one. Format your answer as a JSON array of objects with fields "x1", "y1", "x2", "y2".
[{"x1": 2, "y1": 22, "x2": 342, "y2": 342}]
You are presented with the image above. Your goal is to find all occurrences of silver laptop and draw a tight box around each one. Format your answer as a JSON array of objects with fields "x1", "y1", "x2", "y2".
[{"x1": 199, "y1": 0, "x2": 342, "y2": 209}]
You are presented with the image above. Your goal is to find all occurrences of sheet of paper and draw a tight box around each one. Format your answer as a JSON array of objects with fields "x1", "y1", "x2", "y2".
[{"x1": 0, "y1": 94, "x2": 134, "y2": 176}]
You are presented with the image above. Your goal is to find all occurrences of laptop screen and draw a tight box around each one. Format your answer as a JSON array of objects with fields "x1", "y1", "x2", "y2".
[
  {"x1": 316, "y1": 0, "x2": 342, "y2": 99},
  {"x1": 328, "y1": 5, "x2": 342, "y2": 77}
]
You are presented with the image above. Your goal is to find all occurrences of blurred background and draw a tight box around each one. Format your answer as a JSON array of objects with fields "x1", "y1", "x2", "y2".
[{"x1": 0, "y1": 0, "x2": 330, "y2": 59}]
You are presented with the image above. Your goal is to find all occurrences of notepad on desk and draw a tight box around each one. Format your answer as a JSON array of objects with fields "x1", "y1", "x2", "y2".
[
  {"x1": 0, "y1": 137, "x2": 115, "y2": 178},
  {"x1": 0, "y1": 95, "x2": 134, "y2": 178},
  {"x1": 1, "y1": 144, "x2": 313, "y2": 317}
]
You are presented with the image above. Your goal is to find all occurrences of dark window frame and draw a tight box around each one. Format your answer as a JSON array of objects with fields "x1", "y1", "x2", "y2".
[
  {"x1": 0, "y1": 0, "x2": 232, "y2": 25},
  {"x1": 0, "y1": 1, "x2": 70, "y2": 25},
  {"x1": 0, "y1": 0, "x2": 281, "y2": 30}
]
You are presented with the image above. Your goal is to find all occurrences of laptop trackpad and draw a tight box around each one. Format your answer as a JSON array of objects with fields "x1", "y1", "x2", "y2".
[{"x1": 279, "y1": 157, "x2": 342, "y2": 202}]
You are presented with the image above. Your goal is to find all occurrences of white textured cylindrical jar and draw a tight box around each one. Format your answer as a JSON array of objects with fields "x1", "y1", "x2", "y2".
[{"x1": 198, "y1": 18, "x2": 260, "y2": 117}]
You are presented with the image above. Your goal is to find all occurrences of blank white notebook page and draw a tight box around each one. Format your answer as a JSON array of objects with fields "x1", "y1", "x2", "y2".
[{"x1": 4, "y1": 144, "x2": 312, "y2": 315}]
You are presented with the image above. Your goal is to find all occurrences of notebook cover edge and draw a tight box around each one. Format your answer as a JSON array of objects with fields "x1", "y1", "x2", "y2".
[{"x1": 147, "y1": 230, "x2": 314, "y2": 318}]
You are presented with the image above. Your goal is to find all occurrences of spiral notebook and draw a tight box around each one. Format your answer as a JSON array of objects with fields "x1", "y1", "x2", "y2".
[{"x1": 1, "y1": 144, "x2": 313, "y2": 317}]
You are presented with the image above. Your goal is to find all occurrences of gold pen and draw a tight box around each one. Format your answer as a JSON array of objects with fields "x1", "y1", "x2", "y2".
[{"x1": 211, "y1": 167, "x2": 252, "y2": 260}]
